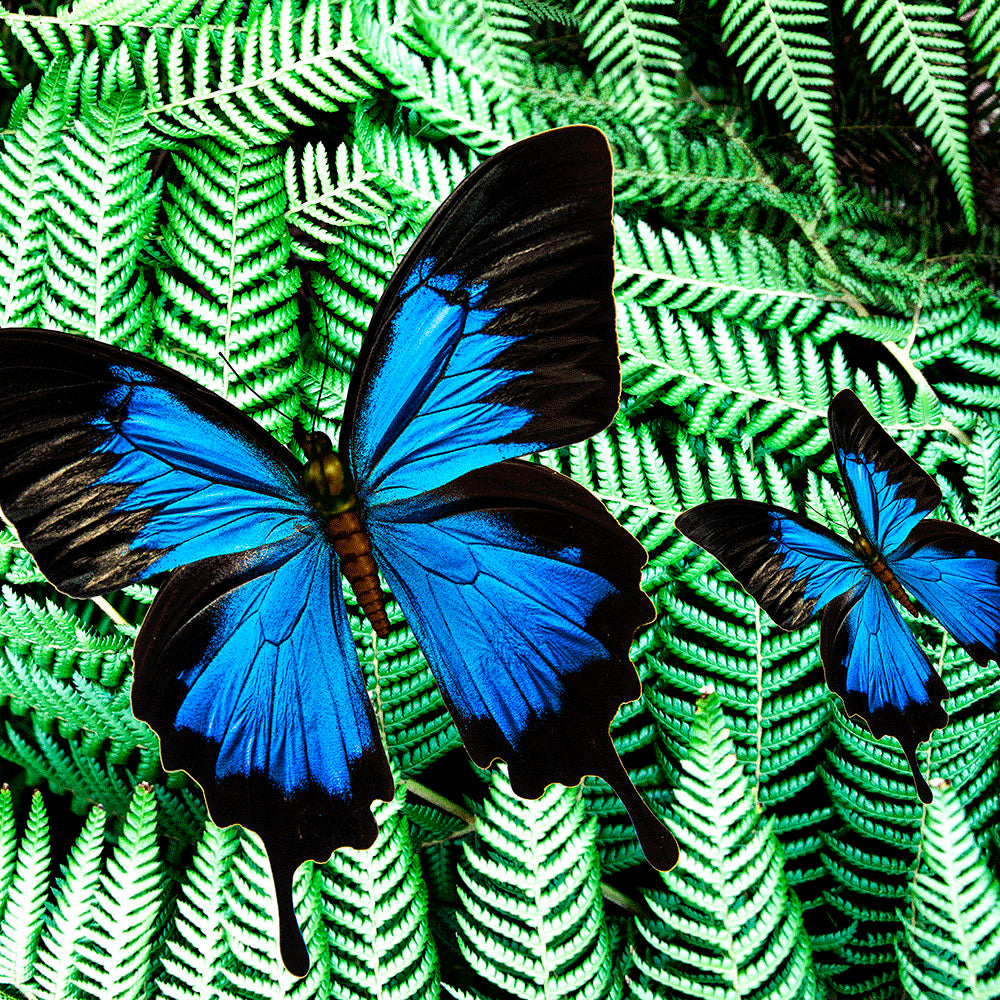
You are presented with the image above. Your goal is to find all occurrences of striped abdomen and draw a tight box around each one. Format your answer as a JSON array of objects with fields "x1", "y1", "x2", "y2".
[
  {"x1": 853, "y1": 534, "x2": 920, "y2": 616},
  {"x1": 324, "y1": 510, "x2": 390, "y2": 638}
]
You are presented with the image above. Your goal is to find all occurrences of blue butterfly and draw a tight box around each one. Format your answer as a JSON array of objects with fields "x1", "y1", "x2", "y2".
[
  {"x1": 675, "y1": 390, "x2": 1000, "y2": 801},
  {"x1": 0, "y1": 126, "x2": 676, "y2": 974}
]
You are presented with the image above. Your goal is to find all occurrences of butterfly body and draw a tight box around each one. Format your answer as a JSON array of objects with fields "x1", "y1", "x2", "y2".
[
  {"x1": 296, "y1": 422, "x2": 390, "y2": 636},
  {"x1": 847, "y1": 528, "x2": 921, "y2": 616},
  {"x1": 0, "y1": 126, "x2": 678, "y2": 975},
  {"x1": 677, "y1": 390, "x2": 1000, "y2": 803}
]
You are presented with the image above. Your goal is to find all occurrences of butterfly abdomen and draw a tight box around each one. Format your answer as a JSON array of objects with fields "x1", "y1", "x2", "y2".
[
  {"x1": 294, "y1": 420, "x2": 390, "y2": 638},
  {"x1": 852, "y1": 533, "x2": 921, "y2": 616},
  {"x1": 323, "y1": 511, "x2": 390, "y2": 638}
]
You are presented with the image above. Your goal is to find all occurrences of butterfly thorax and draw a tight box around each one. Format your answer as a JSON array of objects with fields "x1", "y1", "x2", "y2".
[
  {"x1": 294, "y1": 421, "x2": 390, "y2": 638},
  {"x1": 848, "y1": 529, "x2": 921, "y2": 616}
]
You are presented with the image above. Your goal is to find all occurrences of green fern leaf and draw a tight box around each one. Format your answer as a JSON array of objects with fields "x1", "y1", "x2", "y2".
[
  {"x1": 715, "y1": 0, "x2": 835, "y2": 206},
  {"x1": 843, "y1": 0, "x2": 973, "y2": 230},
  {"x1": 141, "y1": 0, "x2": 379, "y2": 145},
  {"x1": 0, "y1": 790, "x2": 49, "y2": 987},
  {"x1": 321, "y1": 785, "x2": 440, "y2": 1000},
  {"x1": 39, "y1": 89, "x2": 159, "y2": 351},
  {"x1": 71, "y1": 784, "x2": 164, "y2": 1000},
  {"x1": 573, "y1": 0, "x2": 680, "y2": 123},
  {"x1": 219, "y1": 829, "x2": 329, "y2": 996},
  {"x1": 156, "y1": 821, "x2": 238, "y2": 1000},
  {"x1": 0, "y1": 57, "x2": 69, "y2": 327},
  {"x1": 628, "y1": 692, "x2": 819, "y2": 998},
  {"x1": 450, "y1": 765, "x2": 615, "y2": 999},
  {"x1": 32, "y1": 804, "x2": 107, "y2": 1000},
  {"x1": 155, "y1": 138, "x2": 301, "y2": 433},
  {"x1": 897, "y1": 782, "x2": 1000, "y2": 999}
]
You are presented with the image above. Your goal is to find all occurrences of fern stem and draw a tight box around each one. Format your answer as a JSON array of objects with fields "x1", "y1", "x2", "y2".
[
  {"x1": 90, "y1": 596, "x2": 129, "y2": 630},
  {"x1": 405, "y1": 780, "x2": 477, "y2": 829}
]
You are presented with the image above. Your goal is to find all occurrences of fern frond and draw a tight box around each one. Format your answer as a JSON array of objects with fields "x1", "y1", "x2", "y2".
[
  {"x1": 321, "y1": 785, "x2": 440, "y2": 1000},
  {"x1": 629, "y1": 692, "x2": 819, "y2": 998},
  {"x1": 0, "y1": 57, "x2": 69, "y2": 327},
  {"x1": 157, "y1": 821, "x2": 238, "y2": 1000},
  {"x1": 613, "y1": 217, "x2": 831, "y2": 330},
  {"x1": 219, "y1": 829, "x2": 327, "y2": 995},
  {"x1": 350, "y1": 0, "x2": 510, "y2": 150},
  {"x1": 39, "y1": 89, "x2": 158, "y2": 351},
  {"x1": 0, "y1": 790, "x2": 49, "y2": 987},
  {"x1": 451, "y1": 765, "x2": 614, "y2": 999},
  {"x1": 72, "y1": 784, "x2": 164, "y2": 1000},
  {"x1": 961, "y1": 0, "x2": 1000, "y2": 79},
  {"x1": 154, "y1": 137, "x2": 301, "y2": 433},
  {"x1": 33, "y1": 804, "x2": 106, "y2": 1000},
  {"x1": 716, "y1": 0, "x2": 835, "y2": 207},
  {"x1": 573, "y1": 0, "x2": 680, "y2": 123},
  {"x1": 142, "y1": 0, "x2": 379, "y2": 144},
  {"x1": 285, "y1": 138, "x2": 393, "y2": 259},
  {"x1": 897, "y1": 783, "x2": 1000, "y2": 999},
  {"x1": 844, "y1": 0, "x2": 973, "y2": 230}
]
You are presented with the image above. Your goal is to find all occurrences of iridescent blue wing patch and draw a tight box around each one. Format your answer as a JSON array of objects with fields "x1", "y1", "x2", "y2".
[
  {"x1": 674, "y1": 500, "x2": 866, "y2": 629},
  {"x1": 366, "y1": 460, "x2": 675, "y2": 870},
  {"x1": 342, "y1": 126, "x2": 618, "y2": 506},
  {"x1": 827, "y1": 389, "x2": 941, "y2": 552},
  {"x1": 0, "y1": 329, "x2": 307, "y2": 594},
  {"x1": 890, "y1": 519, "x2": 1000, "y2": 668},
  {"x1": 820, "y1": 580, "x2": 947, "y2": 802},
  {"x1": 132, "y1": 531, "x2": 393, "y2": 976}
]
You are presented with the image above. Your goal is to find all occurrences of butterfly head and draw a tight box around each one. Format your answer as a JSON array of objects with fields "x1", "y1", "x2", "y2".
[{"x1": 293, "y1": 419, "x2": 356, "y2": 515}]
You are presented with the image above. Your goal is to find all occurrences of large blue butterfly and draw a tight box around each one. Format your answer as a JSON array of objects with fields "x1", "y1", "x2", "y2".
[
  {"x1": 0, "y1": 126, "x2": 676, "y2": 974},
  {"x1": 675, "y1": 390, "x2": 1000, "y2": 801}
]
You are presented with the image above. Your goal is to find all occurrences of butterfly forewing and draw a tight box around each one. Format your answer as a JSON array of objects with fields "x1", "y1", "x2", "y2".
[
  {"x1": 0, "y1": 329, "x2": 306, "y2": 594},
  {"x1": 674, "y1": 500, "x2": 865, "y2": 630},
  {"x1": 343, "y1": 126, "x2": 619, "y2": 505},
  {"x1": 827, "y1": 390, "x2": 941, "y2": 555}
]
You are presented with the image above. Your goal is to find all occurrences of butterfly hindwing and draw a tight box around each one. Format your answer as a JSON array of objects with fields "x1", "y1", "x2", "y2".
[
  {"x1": 827, "y1": 389, "x2": 941, "y2": 553},
  {"x1": 820, "y1": 580, "x2": 947, "y2": 802},
  {"x1": 365, "y1": 459, "x2": 675, "y2": 870},
  {"x1": 343, "y1": 126, "x2": 618, "y2": 507},
  {"x1": 0, "y1": 329, "x2": 306, "y2": 595},
  {"x1": 132, "y1": 532, "x2": 393, "y2": 976},
  {"x1": 889, "y1": 519, "x2": 1000, "y2": 668},
  {"x1": 674, "y1": 500, "x2": 866, "y2": 630}
]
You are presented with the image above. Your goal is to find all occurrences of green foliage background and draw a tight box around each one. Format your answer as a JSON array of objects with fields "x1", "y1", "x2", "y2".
[{"x1": 1, "y1": 0, "x2": 1000, "y2": 996}]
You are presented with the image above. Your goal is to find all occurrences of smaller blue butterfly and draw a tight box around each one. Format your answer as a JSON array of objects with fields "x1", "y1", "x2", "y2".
[{"x1": 675, "y1": 390, "x2": 1000, "y2": 800}]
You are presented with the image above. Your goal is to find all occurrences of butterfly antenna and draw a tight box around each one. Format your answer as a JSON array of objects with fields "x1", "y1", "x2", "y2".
[{"x1": 216, "y1": 354, "x2": 296, "y2": 424}]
